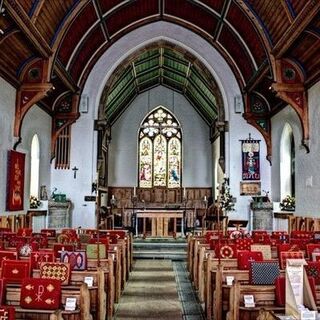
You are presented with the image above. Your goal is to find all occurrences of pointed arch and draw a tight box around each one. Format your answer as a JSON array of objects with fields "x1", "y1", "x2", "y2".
[{"x1": 138, "y1": 106, "x2": 182, "y2": 188}]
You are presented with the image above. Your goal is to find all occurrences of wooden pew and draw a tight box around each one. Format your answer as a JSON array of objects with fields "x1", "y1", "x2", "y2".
[
  {"x1": 226, "y1": 282, "x2": 284, "y2": 320},
  {"x1": 5, "y1": 283, "x2": 92, "y2": 320},
  {"x1": 33, "y1": 267, "x2": 109, "y2": 320}
]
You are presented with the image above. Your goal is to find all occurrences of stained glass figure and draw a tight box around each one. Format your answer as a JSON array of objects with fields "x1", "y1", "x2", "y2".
[{"x1": 138, "y1": 106, "x2": 182, "y2": 188}]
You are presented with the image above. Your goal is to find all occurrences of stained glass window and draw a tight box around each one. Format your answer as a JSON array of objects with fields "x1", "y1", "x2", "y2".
[{"x1": 139, "y1": 106, "x2": 182, "y2": 188}]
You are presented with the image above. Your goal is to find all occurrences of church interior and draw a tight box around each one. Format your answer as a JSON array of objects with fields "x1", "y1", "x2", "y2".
[{"x1": 0, "y1": 0, "x2": 320, "y2": 319}]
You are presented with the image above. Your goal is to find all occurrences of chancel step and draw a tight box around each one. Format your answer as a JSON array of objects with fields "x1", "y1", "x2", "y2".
[{"x1": 133, "y1": 238, "x2": 187, "y2": 261}]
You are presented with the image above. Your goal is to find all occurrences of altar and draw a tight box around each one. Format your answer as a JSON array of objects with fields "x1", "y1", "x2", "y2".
[{"x1": 135, "y1": 210, "x2": 184, "y2": 237}]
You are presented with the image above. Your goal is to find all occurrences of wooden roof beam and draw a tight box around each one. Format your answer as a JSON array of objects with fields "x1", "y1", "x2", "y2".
[
  {"x1": 4, "y1": 0, "x2": 52, "y2": 58},
  {"x1": 54, "y1": 60, "x2": 79, "y2": 93},
  {"x1": 272, "y1": 0, "x2": 320, "y2": 58},
  {"x1": 31, "y1": 0, "x2": 45, "y2": 23},
  {"x1": 243, "y1": 60, "x2": 269, "y2": 93}
]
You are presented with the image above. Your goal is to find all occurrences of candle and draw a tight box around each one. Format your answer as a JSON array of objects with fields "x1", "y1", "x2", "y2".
[
  {"x1": 133, "y1": 186, "x2": 136, "y2": 197},
  {"x1": 204, "y1": 195, "x2": 207, "y2": 201},
  {"x1": 112, "y1": 194, "x2": 115, "y2": 200},
  {"x1": 183, "y1": 187, "x2": 186, "y2": 197}
]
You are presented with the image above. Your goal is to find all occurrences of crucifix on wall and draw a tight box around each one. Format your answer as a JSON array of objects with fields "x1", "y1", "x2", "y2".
[{"x1": 72, "y1": 166, "x2": 79, "y2": 179}]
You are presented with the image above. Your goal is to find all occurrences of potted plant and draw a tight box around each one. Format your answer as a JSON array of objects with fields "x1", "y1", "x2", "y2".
[{"x1": 280, "y1": 195, "x2": 295, "y2": 211}]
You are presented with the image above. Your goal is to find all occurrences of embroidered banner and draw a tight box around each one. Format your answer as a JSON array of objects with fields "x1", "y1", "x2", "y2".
[
  {"x1": 241, "y1": 139, "x2": 260, "y2": 180},
  {"x1": 6, "y1": 150, "x2": 25, "y2": 211}
]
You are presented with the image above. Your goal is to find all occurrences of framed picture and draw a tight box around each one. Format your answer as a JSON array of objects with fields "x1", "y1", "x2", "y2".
[
  {"x1": 240, "y1": 181, "x2": 261, "y2": 196},
  {"x1": 6, "y1": 150, "x2": 25, "y2": 211}
]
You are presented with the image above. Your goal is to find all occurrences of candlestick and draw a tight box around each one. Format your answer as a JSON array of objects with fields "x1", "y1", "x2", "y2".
[
  {"x1": 204, "y1": 195, "x2": 207, "y2": 201},
  {"x1": 112, "y1": 194, "x2": 115, "y2": 200},
  {"x1": 183, "y1": 187, "x2": 186, "y2": 198},
  {"x1": 133, "y1": 186, "x2": 136, "y2": 197}
]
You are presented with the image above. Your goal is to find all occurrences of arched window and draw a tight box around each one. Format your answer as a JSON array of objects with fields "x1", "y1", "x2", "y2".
[
  {"x1": 280, "y1": 124, "x2": 295, "y2": 200},
  {"x1": 139, "y1": 107, "x2": 182, "y2": 188},
  {"x1": 30, "y1": 134, "x2": 40, "y2": 197}
]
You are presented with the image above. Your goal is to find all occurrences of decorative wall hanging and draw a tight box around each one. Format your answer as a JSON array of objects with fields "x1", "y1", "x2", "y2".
[
  {"x1": 6, "y1": 150, "x2": 25, "y2": 211},
  {"x1": 241, "y1": 136, "x2": 260, "y2": 180}
]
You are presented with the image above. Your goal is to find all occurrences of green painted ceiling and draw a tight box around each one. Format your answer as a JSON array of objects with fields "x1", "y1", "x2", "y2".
[{"x1": 103, "y1": 47, "x2": 221, "y2": 125}]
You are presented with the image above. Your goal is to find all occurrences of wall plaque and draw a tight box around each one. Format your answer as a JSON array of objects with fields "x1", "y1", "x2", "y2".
[{"x1": 240, "y1": 181, "x2": 261, "y2": 196}]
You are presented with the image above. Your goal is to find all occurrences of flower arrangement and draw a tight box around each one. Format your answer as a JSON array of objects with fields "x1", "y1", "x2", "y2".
[
  {"x1": 280, "y1": 195, "x2": 295, "y2": 211},
  {"x1": 30, "y1": 195, "x2": 41, "y2": 209},
  {"x1": 218, "y1": 177, "x2": 235, "y2": 212}
]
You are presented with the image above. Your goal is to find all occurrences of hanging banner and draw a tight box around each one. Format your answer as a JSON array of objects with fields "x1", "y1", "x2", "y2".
[
  {"x1": 6, "y1": 150, "x2": 25, "y2": 211},
  {"x1": 241, "y1": 139, "x2": 260, "y2": 180}
]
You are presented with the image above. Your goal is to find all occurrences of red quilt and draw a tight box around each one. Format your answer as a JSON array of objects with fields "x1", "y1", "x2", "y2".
[
  {"x1": 20, "y1": 278, "x2": 61, "y2": 309},
  {"x1": 40, "y1": 262, "x2": 71, "y2": 285},
  {"x1": 31, "y1": 251, "x2": 55, "y2": 270},
  {"x1": 1, "y1": 260, "x2": 31, "y2": 283}
]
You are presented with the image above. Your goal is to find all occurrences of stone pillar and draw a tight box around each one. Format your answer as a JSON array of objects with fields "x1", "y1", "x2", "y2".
[{"x1": 250, "y1": 201, "x2": 273, "y2": 232}]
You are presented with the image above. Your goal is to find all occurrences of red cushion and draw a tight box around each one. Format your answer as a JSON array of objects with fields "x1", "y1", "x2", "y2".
[
  {"x1": 1, "y1": 260, "x2": 31, "y2": 283},
  {"x1": 31, "y1": 251, "x2": 55, "y2": 270},
  {"x1": 305, "y1": 261, "x2": 320, "y2": 285},
  {"x1": 306, "y1": 244, "x2": 320, "y2": 260},
  {"x1": 214, "y1": 244, "x2": 237, "y2": 259},
  {"x1": 277, "y1": 244, "x2": 300, "y2": 259},
  {"x1": 41, "y1": 229, "x2": 56, "y2": 237},
  {"x1": 0, "y1": 250, "x2": 17, "y2": 264},
  {"x1": 235, "y1": 239, "x2": 253, "y2": 251},
  {"x1": 53, "y1": 244, "x2": 75, "y2": 258},
  {"x1": 237, "y1": 251, "x2": 263, "y2": 270},
  {"x1": 279, "y1": 251, "x2": 304, "y2": 270},
  {"x1": 20, "y1": 278, "x2": 61, "y2": 309},
  {"x1": 17, "y1": 228, "x2": 32, "y2": 237},
  {"x1": 0, "y1": 306, "x2": 15, "y2": 319}
]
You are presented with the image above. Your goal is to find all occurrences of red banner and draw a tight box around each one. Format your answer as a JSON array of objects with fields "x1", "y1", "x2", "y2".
[{"x1": 6, "y1": 150, "x2": 25, "y2": 211}]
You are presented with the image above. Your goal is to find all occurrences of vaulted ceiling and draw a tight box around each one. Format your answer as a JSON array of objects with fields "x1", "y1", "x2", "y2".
[{"x1": 0, "y1": 0, "x2": 320, "y2": 157}]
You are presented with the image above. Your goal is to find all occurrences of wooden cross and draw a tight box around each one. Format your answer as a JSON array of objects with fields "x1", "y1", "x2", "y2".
[{"x1": 72, "y1": 166, "x2": 79, "y2": 179}]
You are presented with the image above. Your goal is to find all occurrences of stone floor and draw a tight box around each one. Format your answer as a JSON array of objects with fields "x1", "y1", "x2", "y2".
[{"x1": 113, "y1": 259, "x2": 204, "y2": 319}]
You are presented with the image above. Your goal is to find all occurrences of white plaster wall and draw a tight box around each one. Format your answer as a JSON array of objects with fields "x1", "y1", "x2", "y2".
[
  {"x1": 109, "y1": 86, "x2": 212, "y2": 187},
  {"x1": 0, "y1": 76, "x2": 51, "y2": 214},
  {"x1": 61, "y1": 21, "x2": 272, "y2": 227},
  {"x1": 20, "y1": 104, "x2": 52, "y2": 210},
  {"x1": 271, "y1": 81, "x2": 320, "y2": 216}
]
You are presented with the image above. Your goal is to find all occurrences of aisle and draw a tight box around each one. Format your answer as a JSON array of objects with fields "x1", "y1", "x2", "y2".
[{"x1": 114, "y1": 259, "x2": 204, "y2": 320}]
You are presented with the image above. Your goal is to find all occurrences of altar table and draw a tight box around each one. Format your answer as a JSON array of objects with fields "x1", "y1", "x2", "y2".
[{"x1": 135, "y1": 210, "x2": 184, "y2": 237}]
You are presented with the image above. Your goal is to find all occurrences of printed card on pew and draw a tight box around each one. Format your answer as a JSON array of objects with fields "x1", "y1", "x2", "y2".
[
  {"x1": 243, "y1": 295, "x2": 255, "y2": 308},
  {"x1": 226, "y1": 276, "x2": 234, "y2": 286},
  {"x1": 84, "y1": 276, "x2": 93, "y2": 287},
  {"x1": 65, "y1": 297, "x2": 77, "y2": 311}
]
